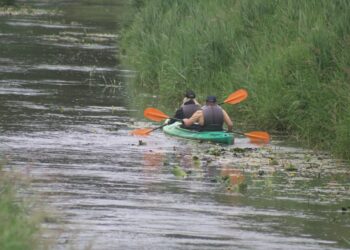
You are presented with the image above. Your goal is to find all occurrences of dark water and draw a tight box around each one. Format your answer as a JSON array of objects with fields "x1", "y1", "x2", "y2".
[{"x1": 1, "y1": 1, "x2": 350, "y2": 249}]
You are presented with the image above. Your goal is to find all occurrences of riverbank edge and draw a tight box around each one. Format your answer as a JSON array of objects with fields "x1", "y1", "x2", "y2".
[
  {"x1": 0, "y1": 158, "x2": 52, "y2": 249},
  {"x1": 120, "y1": 0, "x2": 350, "y2": 160}
]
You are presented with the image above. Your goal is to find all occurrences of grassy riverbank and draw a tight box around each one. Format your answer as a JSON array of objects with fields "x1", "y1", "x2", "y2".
[
  {"x1": 121, "y1": 0, "x2": 350, "y2": 159},
  {"x1": 0, "y1": 0, "x2": 15, "y2": 6},
  {"x1": 0, "y1": 161, "x2": 44, "y2": 250}
]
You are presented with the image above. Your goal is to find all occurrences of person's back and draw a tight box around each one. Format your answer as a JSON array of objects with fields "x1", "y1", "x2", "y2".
[
  {"x1": 168, "y1": 90, "x2": 200, "y2": 124},
  {"x1": 183, "y1": 95, "x2": 233, "y2": 132},
  {"x1": 201, "y1": 99, "x2": 224, "y2": 131},
  {"x1": 181, "y1": 99, "x2": 200, "y2": 119}
]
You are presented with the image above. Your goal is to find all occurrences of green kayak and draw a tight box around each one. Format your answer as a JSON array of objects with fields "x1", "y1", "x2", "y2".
[{"x1": 163, "y1": 122, "x2": 234, "y2": 144}]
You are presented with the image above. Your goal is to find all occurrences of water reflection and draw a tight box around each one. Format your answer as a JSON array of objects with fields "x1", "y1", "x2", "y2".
[{"x1": 142, "y1": 151, "x2": 164, "y2": 173}]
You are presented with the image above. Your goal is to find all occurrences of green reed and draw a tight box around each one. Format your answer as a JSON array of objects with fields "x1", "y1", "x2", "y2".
[
  {"x1": 0, "y1": 163, "x2": 43, "y2": 250},
  {"x1": 121, "y1": 0, "x2": 350, "y2": 159},
  {"x1": 0, "y1": 0, "x2": 15, "y2": 6}
]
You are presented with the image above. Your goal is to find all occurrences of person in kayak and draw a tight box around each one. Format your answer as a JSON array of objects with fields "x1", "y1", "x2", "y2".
[
  {"x1": 182, "y1": 95, "x2": 233, "y2": 132},
  {"x1": 168, "y1": 90, "x2": 201, "y2": 124}
]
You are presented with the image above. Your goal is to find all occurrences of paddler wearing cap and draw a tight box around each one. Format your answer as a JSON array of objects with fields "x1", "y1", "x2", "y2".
[
  {"x1": 182, "y1": 95, "x2": 233, "y2": 132},
  {"x1": 168, "y1": 90, "x2": 201, "y2": 124}
]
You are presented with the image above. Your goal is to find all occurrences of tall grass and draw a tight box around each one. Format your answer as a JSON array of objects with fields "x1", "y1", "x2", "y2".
[
  {"x1": 121, "y1": 0, "x2": 350, "y2": 159},
  {"x1": 0, "y1": 0, "x2": 16, "y2": 6},
  {"x1": 0, "y1": 162, "x2": 43, "y2": 250}
]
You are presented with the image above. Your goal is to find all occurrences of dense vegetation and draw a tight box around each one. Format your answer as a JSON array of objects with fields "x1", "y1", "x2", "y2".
[
  {"x1": 0, "y1": 0, "x2": 15, "y2": 6},
  {"x1": 121, "y1": 0, "x2": 350, "y2": 159},
  {"x1": 0, "y1": 163, "x2": 42, "y2": 250}
]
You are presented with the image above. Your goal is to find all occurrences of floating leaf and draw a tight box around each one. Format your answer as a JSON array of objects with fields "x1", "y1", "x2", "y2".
[
  {"x1": 192, "y1": 155, "x2": 199, "y2": 160},
  {"x1": 238, "y1": 183, "x2": 248, "y2": 193},
  {"x1": 269, "y1": 158, "x2": 279, "y2": 165},
  {"x1": 231, "y1": 148, "x2": 246, "y2": 153},
  {"x1": 171, "y1": 165, "x2": 187, "y2": 178},
  {"x1": 285, "y1": 163, "x2": 297, "y2": 171}
]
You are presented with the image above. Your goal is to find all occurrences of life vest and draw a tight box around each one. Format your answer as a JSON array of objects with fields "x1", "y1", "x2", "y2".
[
  {"x1": 202, "y1": 105, "x2": 224, "y2": 131},
  {"x1": 181, "y1": 103, "x2": 200, "y2": 118}
]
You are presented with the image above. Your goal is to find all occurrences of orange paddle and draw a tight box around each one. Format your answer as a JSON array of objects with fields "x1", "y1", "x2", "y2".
[
  {"x1": 220, "y1": 88, "x2": 248, "y2": 105},
  {"x1": 130, "y1": 128, "x2": 154, "y2": 136},
  {"x1": 143, "y1": 108, "x2": 170, "y2": 122},
  {"x1": 130, "y1": 124, "x2": 168, "y2": 136},
  {"x1": 239, "y1": 131, "x2": 270, "y2": 144}
]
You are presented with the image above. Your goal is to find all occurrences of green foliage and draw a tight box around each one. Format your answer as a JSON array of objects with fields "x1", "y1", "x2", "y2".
[
  {"x1": 0, "y1": 0, "x2": 15, "y2": 6},
  {"x1": 171, "y1": 165, "x2": 187, "y2": 178},
  {"x1": 121, "y1": 0, "x2": 350, "y2": 159},
  {"x1": 335, "y1": 111, "x2": 350, "y2": 159},
  {"x1": 206, "y1": 147, "x2": 224, "y2": 156},
  {"x1": 284, "y1": 163, "x2": 298, "y2": 172},
  {"x1": 0, "y1": 166, "x2": 41, "y2": 250}
]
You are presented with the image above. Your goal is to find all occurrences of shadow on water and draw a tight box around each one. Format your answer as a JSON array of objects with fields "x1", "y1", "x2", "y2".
[{"x1": 0, "y1": 1, "x2": 350, "y2": 249}]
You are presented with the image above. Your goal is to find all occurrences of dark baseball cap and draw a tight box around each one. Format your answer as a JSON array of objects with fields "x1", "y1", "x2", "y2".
[
  {"x1": 206, "y1": 95, "x2": 217, "y2": 102},
  {"x1": 185, "y1": 90, "x2": 196, "y2": 98}
]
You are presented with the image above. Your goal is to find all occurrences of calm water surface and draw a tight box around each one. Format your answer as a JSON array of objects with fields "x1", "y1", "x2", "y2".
[{"x1": 0, "y1": 1, "x2": 349, "y2": 249}]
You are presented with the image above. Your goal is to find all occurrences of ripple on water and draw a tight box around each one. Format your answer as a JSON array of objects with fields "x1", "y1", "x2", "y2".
[
  {"x1": 6, "y1": 20, "x2": 83, "y2": 29},
  {"x1": 0, "y1": 87, "x2": 50, "y2": 96}
]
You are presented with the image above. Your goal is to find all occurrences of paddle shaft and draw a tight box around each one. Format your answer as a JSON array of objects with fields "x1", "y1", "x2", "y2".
[
  {"x1": 148, "y1": 123, "x2": 168, "y2": 133},
  {"x1": 230, "y1": 130, "x2": 245, "y2": 136}
]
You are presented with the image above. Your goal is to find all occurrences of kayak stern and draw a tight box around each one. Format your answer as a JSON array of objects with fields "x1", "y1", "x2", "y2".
[{"x1": 163, "y1": 122, "x2": 234, "y2": 145}]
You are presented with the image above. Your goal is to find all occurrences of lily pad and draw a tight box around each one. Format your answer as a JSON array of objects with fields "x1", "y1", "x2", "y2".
[
  {"x1": 171, "y1": 165, "x2": 187, "y2": 178},
  {"x1": 284, "y1": 163, "x2": 297, "y2": 171}
]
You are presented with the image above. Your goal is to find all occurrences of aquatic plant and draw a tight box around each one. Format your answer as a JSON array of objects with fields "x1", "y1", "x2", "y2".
[
  {"x1": 284, "y1": 163, "x2": 298, "y2": 172},
  {"x1": 171, "y1": 165, "x2": 187, "y2": 178},
  {"x1": 206, "y1": 147, "x2": 225, "y2": 156}
]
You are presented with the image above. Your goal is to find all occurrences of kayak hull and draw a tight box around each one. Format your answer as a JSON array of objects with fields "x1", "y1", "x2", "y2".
[{"x1": 163, "y1": 122, "x2": 234, "y2": 144}]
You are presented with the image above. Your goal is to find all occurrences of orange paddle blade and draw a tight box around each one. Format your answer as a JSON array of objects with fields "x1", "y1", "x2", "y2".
[
  {"x1": 144, "y1": 108, "x2": 169, "y2": 122},
  {"x1": 224, "y1": 89, "x2": 248, "y2": 105},
  {"x1": 244, "y1": 131, "x2": 270, "y2": 143},
  {"x1": 130, "y1": 128, "x2": 153, "y2": 136}
]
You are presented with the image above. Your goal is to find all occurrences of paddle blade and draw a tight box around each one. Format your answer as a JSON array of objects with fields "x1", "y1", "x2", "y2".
[
  {"x1": 224, "y1": 89, "x2": 248, "y2": 105},
  {"x1": 244, "y1": 131, "x2": 270, "y2": 143},
  {"x1": 144, "y1": 108, "x2": 169, "y2": 122},
  {"x1": 130, "y1": 128, "x2": 153, "y2": 136}
]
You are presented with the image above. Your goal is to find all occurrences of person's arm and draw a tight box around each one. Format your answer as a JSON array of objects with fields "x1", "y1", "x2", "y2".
[
  {"x1": 174, "y1": 107, "x2": 184, "y2": 119},
  {"x1": 183, "y1": 110, "x2": 202, "y2": 127},
  {"x1": 167, "y1": 108, "x2": 184, "y2": 124},
  {"x1": 222, "y1": 110, "x2": 233, "y2": 132}
]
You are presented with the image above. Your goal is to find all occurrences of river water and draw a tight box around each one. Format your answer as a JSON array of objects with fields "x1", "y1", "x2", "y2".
[{"x1": 0, "y1": 1, "x2": 349, "y2": 249}]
